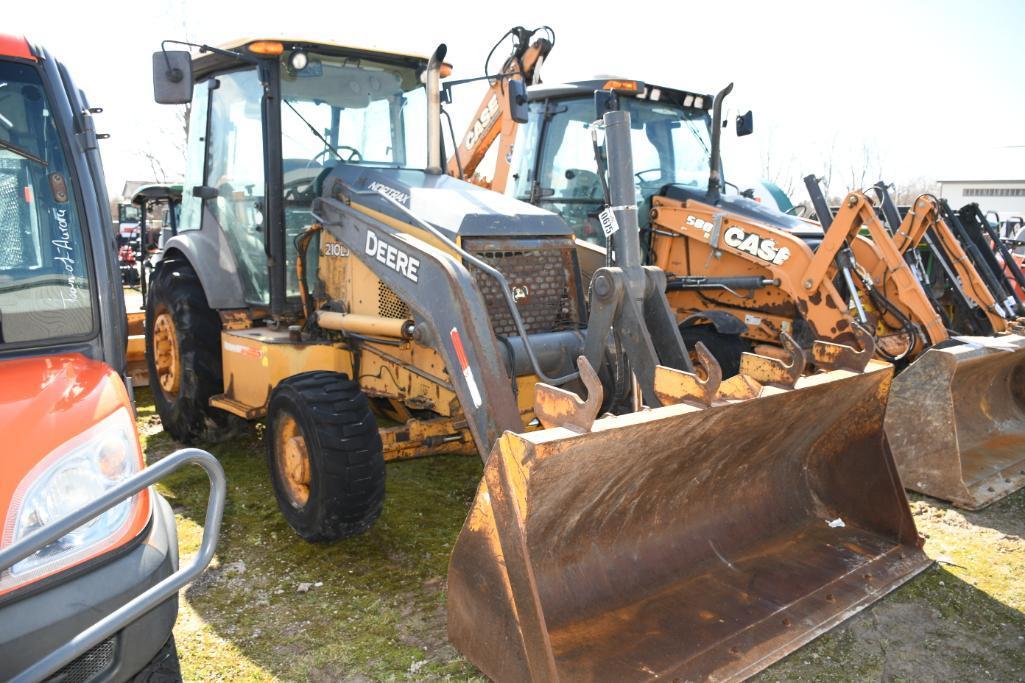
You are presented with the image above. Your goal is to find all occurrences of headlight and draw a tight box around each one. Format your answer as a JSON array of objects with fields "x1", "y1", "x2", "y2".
[{"x1": 1, "y1": 407, "x2": 147, "y2": 593}]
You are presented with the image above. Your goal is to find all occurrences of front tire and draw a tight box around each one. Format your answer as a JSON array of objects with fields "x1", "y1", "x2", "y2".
[
  {"x1": 145, "y1": 259, "x2": 230, "y2": 444},
  {"x1": 679, "y1": 323, "x2": 752, "y2": 378},
  {"x1": 266, "y1": 371, "x2": 385, "y2": 541}
]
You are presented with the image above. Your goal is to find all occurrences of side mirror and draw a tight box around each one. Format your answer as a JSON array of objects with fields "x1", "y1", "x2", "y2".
[
  {"x1": 736, "y1": 110, "x2": 754, "y2": 137},
  {"x1": 508, "y1": 79, "x2": 529, "y2": 124},
  {"x1": 152, "y1": 51, "x2": 193, "y2": 105}
]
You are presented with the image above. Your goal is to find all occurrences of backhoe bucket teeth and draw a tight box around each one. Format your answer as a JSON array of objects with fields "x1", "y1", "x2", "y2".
[
  {"x1": 885, "y1": 334, "x2": 1025, "y2": 509},
  {"x1": 448, "y1": 362, "x2": 929, "y2": 682}
]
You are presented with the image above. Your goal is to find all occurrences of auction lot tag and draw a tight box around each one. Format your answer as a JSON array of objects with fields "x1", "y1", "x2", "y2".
[{"x1": 599, "y1": 206, "x2": 621, "y2": 238}]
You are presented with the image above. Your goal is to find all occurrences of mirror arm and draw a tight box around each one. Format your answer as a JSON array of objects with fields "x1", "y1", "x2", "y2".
[{"x1": 160, "y1": 39, "x2": 258, "y2": 66}]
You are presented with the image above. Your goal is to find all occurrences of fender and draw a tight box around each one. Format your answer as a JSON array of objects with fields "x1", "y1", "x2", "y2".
[
  {"x1": 679, "y1": 310, "x2": 747, "y2": 335},
  {"x1": 159, "y1": 205, "x2": 247, "y2": 310}
]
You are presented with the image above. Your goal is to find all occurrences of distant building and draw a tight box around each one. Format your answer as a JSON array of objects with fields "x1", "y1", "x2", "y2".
[{"x1": 937, "y1": 146, "x2": 1025, "y2": 222}]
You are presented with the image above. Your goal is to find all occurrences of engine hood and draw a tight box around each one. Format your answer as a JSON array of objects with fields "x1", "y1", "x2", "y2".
[
  {"x1": 0, "y1": 354, "x2": 132, "y2": 517},
  {"x1": 661, "y1": 184, "x2": 824, "y2": 241},
  {"x1": 320, "y1": 165, "x2": 571, "y2": 240}
]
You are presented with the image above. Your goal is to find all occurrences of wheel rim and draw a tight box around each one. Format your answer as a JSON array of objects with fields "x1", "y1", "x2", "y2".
[
  {"x1": 274, "y1": 413, "x2": 311, "y2": 509},
  {"x1": 152, "y1": 309, "x2": 181, "y2": 397}
]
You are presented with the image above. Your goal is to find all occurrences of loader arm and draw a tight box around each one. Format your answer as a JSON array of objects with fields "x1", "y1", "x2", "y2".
[
  {"x1": 311, "y1": 195, "x2": 523, "y2": 460},
  {"x1": 892, "y1": 196, "x2": 1010, "y2": 333},
  {"x1": 446, "y1": 28, "x2": 553, "y2": 188}
]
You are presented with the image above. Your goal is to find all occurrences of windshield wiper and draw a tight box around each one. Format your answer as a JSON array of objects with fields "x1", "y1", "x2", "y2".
[
  {"x1": 681, "y1": 118, "x2": 710, "y2": 159},
  {"x1": 0, "y1": 139, "x2": 47, "y2": 167},
  {"x1": 282, "y1": 99, "x2": 345, "y2": 162}
]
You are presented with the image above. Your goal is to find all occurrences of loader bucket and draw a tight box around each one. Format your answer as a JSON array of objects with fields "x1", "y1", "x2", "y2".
[
  {"x1": 885, "y1": 335, "x2": 1025, "y2": 509},
  {"x1": 448, "y1": 362, "x2": 929, "y2": 682}
]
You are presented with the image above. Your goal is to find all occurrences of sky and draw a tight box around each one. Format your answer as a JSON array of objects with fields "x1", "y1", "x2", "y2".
[{"x1": 7, "y1": 0, "x2": 1025, "y2": 200}]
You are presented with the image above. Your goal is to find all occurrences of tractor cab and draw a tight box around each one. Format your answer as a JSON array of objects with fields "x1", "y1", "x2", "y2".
[
  {"x1": 155, "y1": 38, "x2": 552, "y2": 324},
  {"x1": 506, "y1": 77, "x2": 815, "y2": 247}
]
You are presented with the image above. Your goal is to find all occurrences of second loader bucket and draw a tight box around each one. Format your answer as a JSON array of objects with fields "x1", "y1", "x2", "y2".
[
  {"x1": 448, "y1": 362, "x2": 929, "y2": 682},
  {"x1": 885, "y1": 334, "x2": 1025, "y2": 509}
]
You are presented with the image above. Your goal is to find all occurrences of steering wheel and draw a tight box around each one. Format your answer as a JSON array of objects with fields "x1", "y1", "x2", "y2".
[
  {"x1": 635, "y1": 168, "x2": 663, "y2": 183},
  {"x1": 284, "y1": 175, "x2": 319, "y2": 202}
]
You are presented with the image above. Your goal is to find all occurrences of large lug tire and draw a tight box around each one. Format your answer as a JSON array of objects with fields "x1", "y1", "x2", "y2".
[
  {"x1": 266, "y1": 371, "x2": 386, "y2": 541},
  {"x1": 145, "y1": 259, "x2": 231, "y2": 444},
  {"x1": 131, "y1": 634, "x2": 182, "y2": 683},
  {"x1": 678, "y1": 323, "x2": 752, "y2": 379}
]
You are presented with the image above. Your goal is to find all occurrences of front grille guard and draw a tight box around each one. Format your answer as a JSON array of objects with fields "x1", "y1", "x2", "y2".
[
  {"x1": 319, "y1": 183, "x2": 580, "y2": 386},
  {"x1": 0, "y1": 449, "x2": 226, "y2": 683}
]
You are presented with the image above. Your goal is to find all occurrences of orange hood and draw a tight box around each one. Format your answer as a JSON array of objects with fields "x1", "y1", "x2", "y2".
[{"x1": 0, "y1": 354, "x2": 150, "y2": 593}]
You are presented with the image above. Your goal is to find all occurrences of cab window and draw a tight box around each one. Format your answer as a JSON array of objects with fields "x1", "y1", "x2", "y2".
[{"x1": 0, "y1": 60, "x2": 94, "y2": 345}]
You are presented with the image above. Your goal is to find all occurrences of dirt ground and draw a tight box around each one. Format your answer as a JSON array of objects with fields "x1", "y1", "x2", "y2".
[{"x1": 136, "y1": 388, "x2": 1025, "y2": 682}]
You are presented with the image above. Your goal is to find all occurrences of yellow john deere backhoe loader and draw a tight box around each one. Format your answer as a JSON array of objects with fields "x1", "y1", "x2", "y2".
[
  {"x1": 452, "y1": 48, "x2": 1025, "y2": 510},
  {"x1": 148, "y1": 38, "x2": 928, "y2": 681}
]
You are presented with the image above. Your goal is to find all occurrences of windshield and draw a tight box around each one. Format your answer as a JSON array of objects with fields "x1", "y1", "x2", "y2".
[
  {"x1": 0, "y1": 60, "x2": 93, "y2": 346},
  {"x1": 280, "y1": 52, "x2": 427, "y2": 179},
  {"x1": 512, "y1": 95, "x2": 712, "y2": 247},
  {"x1": 278, "y1": 51, "x2": 427, "y2": 299}
]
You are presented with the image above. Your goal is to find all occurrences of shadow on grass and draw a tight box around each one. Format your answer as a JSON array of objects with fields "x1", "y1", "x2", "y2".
[
  {"x1": 911, "y1": 488, "x2": 1025, "y2": 541},
  {"x1": 137, "y1": 389, "x2": 485, "y2": 681},
  {"x1": 756, "y1": 564, "x2": 1025, "y2": 681}
]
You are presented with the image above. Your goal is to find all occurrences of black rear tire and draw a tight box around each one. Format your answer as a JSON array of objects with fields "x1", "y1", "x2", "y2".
[
  {"x1": 679, "y1": 323, "x2": 752, "y2": 378},
  {"x1": 266, "y1": 371, "x2": 385, "y2": 541},
  {"x1": 145, "y1": 259, "x2": 232, "y2": 444}
]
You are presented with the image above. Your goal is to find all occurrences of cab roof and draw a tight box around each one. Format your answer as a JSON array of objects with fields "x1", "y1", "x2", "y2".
[
  {"x1": 132, "y1": 183, "x2": 183, "y2": 205},
  {"x1": 0, "y1": 34, "x2": 35, "y2": 61},
  {"x1": 527, "y1": 77, "x2": 713, "y2": 110},
  {"x1": 191, "y1": 38, "x2": 429, "y2": 81}
]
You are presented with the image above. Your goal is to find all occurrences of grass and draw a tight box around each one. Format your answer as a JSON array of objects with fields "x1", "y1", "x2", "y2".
[{"x1": 135, "y1": 389, "x2": 1025, "y2": 681}]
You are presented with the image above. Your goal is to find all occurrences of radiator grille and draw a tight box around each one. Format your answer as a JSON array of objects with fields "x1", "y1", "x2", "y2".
[
  {"x1": 46, "y1": 636, "x2": 115, "y2": 683},
  {"x1": 378, "y1": 281, "x2": 410, "y2": 319},
  {"x1": 462, "y1": 237, "x2": 582, "y2": 337}
]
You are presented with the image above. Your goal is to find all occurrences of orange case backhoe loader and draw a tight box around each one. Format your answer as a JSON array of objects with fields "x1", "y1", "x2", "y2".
[{"x1": 448, "y1": 36, "x2": 1025, "y2": 510}]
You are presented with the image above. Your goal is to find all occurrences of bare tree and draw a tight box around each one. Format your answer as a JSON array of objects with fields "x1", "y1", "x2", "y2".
[
  {"x1": 143, "y1": 151, "x2": 169, "y2": 183},
  {"x1": 759, "y1": 126, "x2": 799, "y2": 198},
  {"x1": 846, "y1": 142, "x2": 883, "y2": 194},
  {"x1": 891, "y1": 177, "x2": 939, "y2": 205}
]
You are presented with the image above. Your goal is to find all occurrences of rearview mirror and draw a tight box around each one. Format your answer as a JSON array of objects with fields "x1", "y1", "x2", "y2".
[
  {"x1": 736, "y1": 110, "x2": 754, "y2": 137},
  {"x1": 152, "y1": 51, "x2": 193, "y2": 105},
  {"x1": 508, "y1": 79, "x2": 528, "y2": 124}
]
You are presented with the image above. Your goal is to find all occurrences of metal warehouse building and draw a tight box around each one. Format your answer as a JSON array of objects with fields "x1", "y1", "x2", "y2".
[{"x1": 938, "y1": 146, "x2": 1025, "y2": 222}]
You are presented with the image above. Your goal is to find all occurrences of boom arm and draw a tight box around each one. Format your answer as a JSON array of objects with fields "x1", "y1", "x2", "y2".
[
  {"x1": 892, "y1": 196, "x2": 1010, "y2": 333},
  {"x1": 810, "y1": 192, "x2": 947, "y2": 348},
  {"x1": 446, "y1": 27, "x2": 553, "y2": 189}
]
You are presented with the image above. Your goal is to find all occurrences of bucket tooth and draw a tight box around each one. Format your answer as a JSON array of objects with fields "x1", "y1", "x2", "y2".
[
  {"x1": 449, "y1": 363, "x2": 930, "y2": 682},
  {"x1": 717, "y1": 373, "x2": 764, "y2": 401},
  {"x1": 534, "y1": 356, "x2": 603, "y2": 433},
  {"x1": 885, "y1": 334, "x2": 1025, "y2": 509},
  {"x1": 739, "y1": 332, "x2": 805, "y2": 387},
  {"x1": 813, "y1": 323, "x2": 876, "y2": 372},
  {"x1": 654, "y1": 343, "x2": 722, "y2": 406}
]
